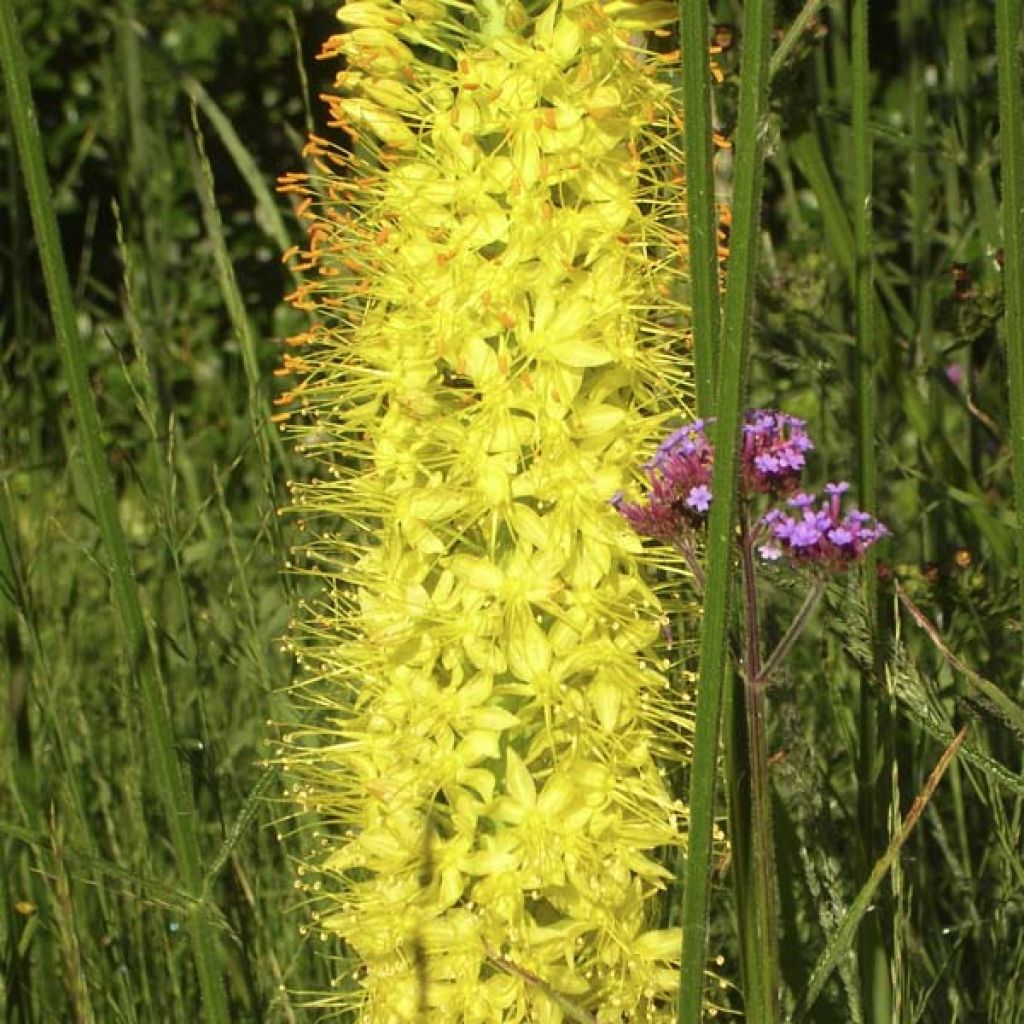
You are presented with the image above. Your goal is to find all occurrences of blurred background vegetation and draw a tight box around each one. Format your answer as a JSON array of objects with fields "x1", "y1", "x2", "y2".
[{"x1": 2, "y1": 1, "x2": 1023, "y2": 1021}]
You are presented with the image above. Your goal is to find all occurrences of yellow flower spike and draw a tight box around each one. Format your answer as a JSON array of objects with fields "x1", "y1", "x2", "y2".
[{"x1": 277, "y1": 1, "x2": 717, "y2": 1020}]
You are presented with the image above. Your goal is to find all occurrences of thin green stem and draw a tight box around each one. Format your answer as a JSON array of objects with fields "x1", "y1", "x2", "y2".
[
  {"x1": 678, "y1": 0, "x2": 720, "y2": 415},
  {"x1": 769, "y1": 0, "x2": 827, "y2": 81},
  {"x1": 755, "y1": 582, "x2": 826, "y2": 687},
  {"x1": 0, "y1": 6, "x2": 229, "y2": 1021},
  {"x1": 996, "y1": 0, "x2": 1024, "y2": 678},
  {"x1": 676, "y1": 0, "x2": 774, "y2": 1020},
  {"x1": 740, "y1": 520, "x2": 779, "y2": 1024},
  {"x1": 852, "y1": 0, "x2": 877, "y2": 525}
]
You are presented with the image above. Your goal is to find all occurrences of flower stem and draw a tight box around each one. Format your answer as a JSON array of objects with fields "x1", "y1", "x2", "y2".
[
  {"x1": 755, "y1": 581, "x2": 826, "y2": 687},
  {"x1": 739, "y1": 515, "x2": 779, "y2": 1024}
]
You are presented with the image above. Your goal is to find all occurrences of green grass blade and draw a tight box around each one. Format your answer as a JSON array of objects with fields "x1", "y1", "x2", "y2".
[
  {"x1": 849, "y1": 2, "x2": 891, "y2": 1021},
  {"x1": 678, "y1": 0, "x2": 720, "y2": 414},
  {"x1": 188, "y1": 107, "x2": 292, "y2": 526},
  {"x1": 996, "y1": 0, "x2": 1024, "y2": 657},
  {"x1": 0, "y1": 6, "x2": 229, "y2": 1021},
  {"x1": 116, "y1": 13, "x2": 294, "y2": 255},
  {"x1": 180, "y1": 68, "x2": 294, "y2": 254},
  {"x1": 769, "y1": 0, "x2": 827, "y2": 81},
  {"x1": 847, "y1": 20, "x2": 874, "y2": 554},
  {"x1": 676, "y1": 1, "x2": 775, "y2": 1021},
  {"x1": 792, "y1": 728, "x2": 968, "y2": 1024},
  {"x1": 897, "y1": 581, "x2": 1024, "y2": 740},
  {"x1": 787, "y1": 129, "x2": 915, "y2": 341}
]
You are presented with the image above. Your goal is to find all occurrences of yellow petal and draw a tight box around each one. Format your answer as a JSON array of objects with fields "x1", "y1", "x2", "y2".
[{"x1": 504, "y1": 748, "x2": 536, "y2": 807}]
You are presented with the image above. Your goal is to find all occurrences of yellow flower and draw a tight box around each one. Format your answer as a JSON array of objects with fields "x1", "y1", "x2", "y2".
[{"x1": 278, "y1": 1, "x2": 705, "y2": 1020}]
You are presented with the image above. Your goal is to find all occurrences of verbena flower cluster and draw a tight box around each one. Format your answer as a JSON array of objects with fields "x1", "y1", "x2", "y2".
[
  {"x1": 614, "y1": 411, "x2": 888, "y2": 570},
  {"x1": 760, "y1": 483, "x2": 889, "y2": 570}
]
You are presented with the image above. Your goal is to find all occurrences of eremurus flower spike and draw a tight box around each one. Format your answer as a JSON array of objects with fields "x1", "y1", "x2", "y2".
[{"x1": 277, "y1": 2, "x2": 711, "y2": 1019}]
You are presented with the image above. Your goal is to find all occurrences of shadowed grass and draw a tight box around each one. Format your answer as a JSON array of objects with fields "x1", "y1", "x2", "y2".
[{"x1": 995, "y1": 0, "x2": 1024, "y2": 650}]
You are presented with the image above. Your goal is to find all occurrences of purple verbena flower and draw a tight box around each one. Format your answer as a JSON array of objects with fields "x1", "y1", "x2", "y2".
[
  {"x1": 687, "y1": 484, "x2": 712, "y2": 513},
  {"x1": 741, "y1": 410, "x2": 813, "y2": 496},
  {"x1": 758, "y1": 484, "x2": 889, "y2": 571},
  {"x1": 613, "y1": 418, "x2": 715, "y2": 542},
  {"x1": 614, "y1": 412, "x2": 847, "y2": 554}
]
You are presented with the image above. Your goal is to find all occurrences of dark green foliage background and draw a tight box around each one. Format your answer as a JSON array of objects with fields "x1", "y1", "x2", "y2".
[{"x1": 2, "y1": 1, "x2": 1023, "y2": 1022}]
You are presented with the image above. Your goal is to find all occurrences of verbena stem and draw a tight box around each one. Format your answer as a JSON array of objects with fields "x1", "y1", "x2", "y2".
[
  {"x1": 0, "y1": 6, "x2": 229, "y2": 1021},
  {"x1": 739, "y1": 516, "x2": 779, "y2": 1024},
  {"x1": 755, "y1": 582, "x2": 826, "y2": 687}
]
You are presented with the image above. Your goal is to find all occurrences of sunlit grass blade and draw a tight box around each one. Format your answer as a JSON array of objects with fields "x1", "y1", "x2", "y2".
[
  {"x1": 188, "y1": 107, "x2": 292, "y2": 519},
  {"x1": 0, "y1": 5, "x2": 229, "y2": 1021},
  {"x1": 678, "y1": 0, "x2": 719, "y2": 414},
  {"x1": 676, "y1": 1, "x2": 775, "y2": 1021},
  {"x1": 769, "y1": 0, "x2": 826, "y2": 81}
]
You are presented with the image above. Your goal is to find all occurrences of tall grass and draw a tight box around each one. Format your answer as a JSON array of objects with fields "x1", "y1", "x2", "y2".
[
  {"x1": 2, "y1": 1, "x2": 1024, "y2": 1022},
  {"x1": 0, "y1": 0, "x2": 228, "y2": 1016},
  {"x1": 1, "y1": 2, "x2": 336, "y2": 1019},
  {"x1": 677, "y1": 1, "x2": 776, "y2": 1021}
]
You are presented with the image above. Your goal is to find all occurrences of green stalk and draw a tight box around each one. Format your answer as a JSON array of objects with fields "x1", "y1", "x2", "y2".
[
  {"x1": 996, "y1": 0, "x2": 1024, "y2": 670},
  {"x1": 678, "y1": 0, "x2": 720, "y2": 414},
  {"x1": 676, "y1": 1, "x2": 774, "y2": 1020},
  {"x1": 104, "y1": 10, "x2": 293, "y2": 254},
  {"x1": 769, "y1": 0, "x2": 827, "y2": 81},
  {"x1": 755, "y1": 582, "x2": 826, "y2": 687},
  {"x1": 850, "y1": 2, "x2": 891, "y2": 1021},
  {"x1": 0, "y1": 6, "x2": 229, "y2": 1021},
  {"x1": 187, "y1": 111, "x2": 291, "y2": 501},
  {"x1": 904, "y1": 0, "x2": 941, "y2": 568},
  {"x1": 739, "y1": 519, "x2": 779, "y2": 1024}
]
